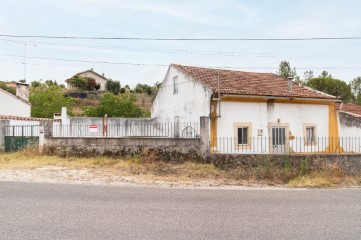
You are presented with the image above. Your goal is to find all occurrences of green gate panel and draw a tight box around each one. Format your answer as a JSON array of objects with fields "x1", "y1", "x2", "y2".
[{"x1": 4, "y1": 136, "x2": 39, "y2": 152}]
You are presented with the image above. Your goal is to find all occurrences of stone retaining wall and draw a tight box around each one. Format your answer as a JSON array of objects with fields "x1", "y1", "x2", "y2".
[
  {"x1": 210, "y1": 154, "x2": 361, "y2": 175},
  {"x1": 43, "y1": 137, "x2": 205, "y2": 163}
]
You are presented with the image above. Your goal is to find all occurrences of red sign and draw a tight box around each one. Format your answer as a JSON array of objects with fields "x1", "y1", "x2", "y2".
[{"x1": 89, "y1": 124, "x2": 98, "y2": 133}]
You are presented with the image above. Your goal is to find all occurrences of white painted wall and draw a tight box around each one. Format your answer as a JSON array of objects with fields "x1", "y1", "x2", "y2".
[
  {"x1": 0, "y1": 89, "x2": 31, "y2": 117},
  {"x1": 216, "y1": 101, "x2": 329, "y2": 153},
  {"x1": 338, "y1": 113, "x2": 361, "y2": 153},
  {"x1": 151, "y1": 66, "x2": 212, "y2": 123}
]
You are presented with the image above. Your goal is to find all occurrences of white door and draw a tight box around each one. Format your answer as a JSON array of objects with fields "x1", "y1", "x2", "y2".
[{"x1": 271, "y1": 127, "x2": 287, "y2": 153}]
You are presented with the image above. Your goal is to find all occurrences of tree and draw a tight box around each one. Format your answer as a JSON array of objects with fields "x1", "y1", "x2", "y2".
[
  {"x1": 31, "y1": 81, "x2": 42, "y2": 88},
  {"x1": 105, "y1": 79, "x2": 121, "y2": 94},
  {"x1": 306, "y1": 77, "x2": 352, "y2": 102},
  {"x1": 319, "y1": 70, "x2": 332, "y2": 78},
  {"x1": 29, "y1": 85, "x2": 74, "y2": 118},
  {"x1": 303, "y1": 70, "x2": 314, "y2": 81},
  {"x1": 67, "y1": 75, "x2": 87, "y2": 89},
  {"x1": 350, "y1": 76, "x2": 361, "y2": 105},
  {"x1": 277, "y1": 60, "x2": 297, "y2": 78},
  {"x1": 84, "y1": 93, "x2": 145, "y2": 118},
  {"x1": 134, "y1": 82, "x2": 161, "y2": 97},
  {"x1": 134, "y1": 83, "x2": 152, "y2": 95},
  {"x1": 44, "y1": 80, "x2": 58, "y2": 87},
  {"x1": 67, "y1": 75, "x2": 98, "y2": 90}
]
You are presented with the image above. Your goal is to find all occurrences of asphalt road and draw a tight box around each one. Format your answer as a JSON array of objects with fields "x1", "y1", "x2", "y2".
[{"x1": 1, "y1": 182, "x2": 361, "y2": 240}]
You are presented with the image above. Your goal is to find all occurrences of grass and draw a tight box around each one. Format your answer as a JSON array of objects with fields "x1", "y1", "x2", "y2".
[
  {"x1": 289, "y1": 165, "x2": 361, "y2": 188},
  {"x1": 1, "y1": 149, "x2": 361, "y2": 188}
]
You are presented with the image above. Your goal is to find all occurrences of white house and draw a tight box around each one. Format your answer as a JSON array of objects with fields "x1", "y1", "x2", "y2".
[
  {"x1": 0, "y1": 82, "x2": 31, "y2": 117},
  {"x1": 337, "y1": 103, "x2": 361, "y2": 136},
  {"x1": 66, "y1": 68, "x2": 109, "y2": 91},
  {"x1": 152, "y1": 64, "x2": 346, "y2": 154}
]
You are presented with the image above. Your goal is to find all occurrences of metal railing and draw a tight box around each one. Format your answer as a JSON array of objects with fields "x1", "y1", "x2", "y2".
[
  {"x1": 210, "y1": 137, "x2": 361, "y2": 154},
  {"x1": 5, "y1": 125, "x2": 40, "y2": 137},
  {"x1": 52, "y1": 122, "x2": 200, "y2": 139}
]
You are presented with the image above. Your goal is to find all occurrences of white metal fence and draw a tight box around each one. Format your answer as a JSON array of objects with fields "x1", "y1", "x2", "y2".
[
  {"x1": 53, "y1": 122, "x2": 200, "y2": 138},
  {"x1": 211, "y1": 137, "x2": 361, "y2": 154}
]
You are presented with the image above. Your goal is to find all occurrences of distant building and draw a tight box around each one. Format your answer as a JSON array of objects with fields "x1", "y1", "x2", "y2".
[{"x1": 65, "y1": 68, "x2": 109, "y2": 91}]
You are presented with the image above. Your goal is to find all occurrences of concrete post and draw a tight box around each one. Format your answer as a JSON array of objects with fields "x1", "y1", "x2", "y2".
[
  {"x1": 0, "y1": 120, "x2": 9, "y2": 151},
  {"x1": 174, "y1": 116, "x2": 180, "y2": 138},
  {"x1": 125, "y1": 119, "x2": 129, "y2": 137},
  {"x1": 39, "y1": 120, "x2": 53, "y2": 153},
  {"x1": 200, "y1": 116, "x2": 210, "y2": 154}
]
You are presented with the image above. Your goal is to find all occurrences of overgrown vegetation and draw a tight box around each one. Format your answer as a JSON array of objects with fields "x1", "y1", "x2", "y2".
[
  {"x1": 277, "y1": 60, "x2": 359, "y2": 103},
  {"x1": 105, "y1": 79, "x2": 121, "y2": 94},
  {"x1": 0, "y1": 81, "x2": 16, "y2": 95},
  {"x1": 29, "y1": 85, "x2": 75, "y2": 118},
  {"x1": 1, "y1": 149, "x2": 360, "y2": 188},
  {"x1": 84, "y1": 93, "x2": 148, "y2": 117},
  {"x1": 67, "y1": 75, "x2": 101, "y2": 91}
]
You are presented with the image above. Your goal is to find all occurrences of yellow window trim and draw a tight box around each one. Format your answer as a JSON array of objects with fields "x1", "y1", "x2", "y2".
[
  {"x1": 304, "y1": 123, "x2": 318, "y2": 146},
  {"x1": 233, "y1": 122, "x2": 252, "y2": 150}
]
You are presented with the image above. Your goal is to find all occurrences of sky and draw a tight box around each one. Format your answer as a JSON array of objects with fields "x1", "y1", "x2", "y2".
[{"x1": 0, "y1": 0, "x2": 361, "y2": 87}]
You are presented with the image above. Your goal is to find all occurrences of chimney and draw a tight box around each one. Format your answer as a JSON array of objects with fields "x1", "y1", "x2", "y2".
[
  {"x1": 16, "y1": 82, "x2": 29, "y2": 102},
  {"x1": 102, "y1": 73, "x2": 105, "y2": 77},
  {"x1": 287, "y1": 77, "x2": 294, "y2": 92}
]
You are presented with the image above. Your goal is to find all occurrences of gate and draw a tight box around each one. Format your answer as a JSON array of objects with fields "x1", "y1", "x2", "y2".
[{"x1": 4, "y1": 125, "x2": 40, "y2": 152}]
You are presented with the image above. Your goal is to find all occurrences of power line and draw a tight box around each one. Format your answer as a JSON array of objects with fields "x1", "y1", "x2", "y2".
[
  {"x1": 1, "y1": 53, "x2": 361, "y2": 70},
  {"x1": 0, "y1": 53, "x2": 168, "y2": 67},
  {"x1": 1, "y1": 38, "x2": 361, "y2": 58},
  {"x1": 1, "y1": 34, "x2": 361, "y2": 41}
]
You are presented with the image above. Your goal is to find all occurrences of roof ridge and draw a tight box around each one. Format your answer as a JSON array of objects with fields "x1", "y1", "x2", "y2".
[
  {"x1": 171, "y1": 63, "x2": 277, "y2": 76},
  {"x1": 171, "y1": 64, "x2": 337, "y2": 100},
  {"x1": 0, "y1": 114, "x2": 57, "y2": 121},
  {"x1": 301, "y1": 84, "x2": 336, "y2": 98},
  {"x1": 76, "y1": 69, "x2": 108, "y2": 80}
]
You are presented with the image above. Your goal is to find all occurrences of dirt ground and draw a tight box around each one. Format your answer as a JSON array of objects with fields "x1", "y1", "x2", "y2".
[
  {"x1": 1, "y1": 150, "x2": 360, "y2": 189},
  {"x1": 0, "y1": 166, "x2": 289, "y2": 190}
]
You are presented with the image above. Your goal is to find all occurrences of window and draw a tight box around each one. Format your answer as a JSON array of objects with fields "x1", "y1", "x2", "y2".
[
  {"x1": 233, "y1": 123, "x2": 252, "y2": 149},
  {"x1": 304, "y1": 124, "x2": 317, "y2": 145},
  {"x1": 173, "y1": 76, "x2": 178, "y2": 94},
  {"x1": 237, "y1": 127, "x2": 248, "y2": 144}
]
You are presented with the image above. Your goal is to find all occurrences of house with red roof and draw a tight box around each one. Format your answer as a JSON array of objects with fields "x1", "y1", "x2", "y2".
[
  {"x1": 336, "y1": 103, "x2": 361, "y2": 141},
  {"x1": 152, "y1": 64, "x2": 345, "y2": 154}
]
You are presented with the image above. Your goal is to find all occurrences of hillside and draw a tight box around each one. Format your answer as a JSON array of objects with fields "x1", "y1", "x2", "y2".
[{"x1": 70, "y1": 92, "x2": 153, "y2": 117}]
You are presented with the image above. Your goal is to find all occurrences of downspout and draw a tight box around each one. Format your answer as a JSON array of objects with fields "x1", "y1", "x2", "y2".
[{"x1": 217, "y1": 73, "x2": 221, "y2": 118}]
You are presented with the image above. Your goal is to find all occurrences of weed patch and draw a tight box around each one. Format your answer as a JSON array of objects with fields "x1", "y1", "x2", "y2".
[{"x1": 1, "y1": 150, "x2": 361, "y2": 188}]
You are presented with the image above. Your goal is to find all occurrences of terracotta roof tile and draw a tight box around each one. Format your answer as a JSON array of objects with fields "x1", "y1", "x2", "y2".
[
  {"x1": 336, "y1": 103, "x2": 361, "y2": 117},
  {"x1": 172, "y1": 64, "x2": 337, "y2": 100},
  {"x1": 0, "y1": 115, "x2": 57, "y2": 121}
]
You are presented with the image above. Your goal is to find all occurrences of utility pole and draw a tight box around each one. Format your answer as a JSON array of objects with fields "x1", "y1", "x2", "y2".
[
  {"x1": 217, "y1": 72, "x2": 221, "y2": 118},
  {"x1": 23, "y1": 43, "x2": 27, "y2": 82},
  {"x1": 23, "y1": 43, "x2": 36, "y2": 82}
]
